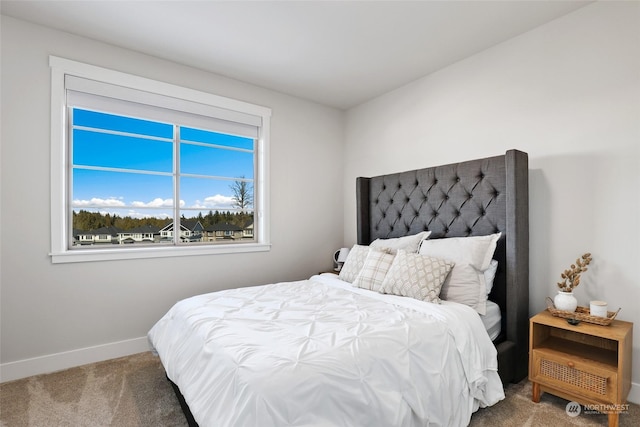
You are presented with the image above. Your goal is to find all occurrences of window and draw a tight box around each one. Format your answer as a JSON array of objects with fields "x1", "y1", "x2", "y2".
[{"x1": 50, "y1": 56, "x2": 271, "y2": 263}]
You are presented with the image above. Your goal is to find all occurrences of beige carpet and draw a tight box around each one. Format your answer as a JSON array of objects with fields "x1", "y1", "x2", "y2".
[
  {"x1": 1, "y1": 351, "x2": 638, "y2": 426},
  {"x1": 470, "y1": 380, "x2": 640, "y2": 427},
  {"x1": 0, "y1": 352, "x2": 185, "y2": 426}
]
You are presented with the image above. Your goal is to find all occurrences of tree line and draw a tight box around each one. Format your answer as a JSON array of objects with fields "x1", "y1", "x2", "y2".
[{"x1": 73, "y1": 209, "x2": 253, "y2": 231}]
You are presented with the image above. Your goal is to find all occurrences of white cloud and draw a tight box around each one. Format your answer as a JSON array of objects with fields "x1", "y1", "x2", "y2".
[
  {"x1": 131, "y1": 198, "x2": 174, "y2": 208},
  {"x1": 72, "y1": 197, "x2": 184, "y2": 218},
  {"x1": 192, "y1": 194, "x2": 236, "y2": 210},
  {"x1": 72, "y1": 197, "x2": 125, "y2": 207}
]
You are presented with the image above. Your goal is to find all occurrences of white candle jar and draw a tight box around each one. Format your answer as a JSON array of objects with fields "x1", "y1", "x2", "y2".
[{"x1": 590, "y1": 300, "x2": 608, "y2": 318}]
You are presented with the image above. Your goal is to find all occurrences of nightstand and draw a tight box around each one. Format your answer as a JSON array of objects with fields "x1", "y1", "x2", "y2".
[{"x1": 529, "y1": 310, "x2": 633, "y2": 427}]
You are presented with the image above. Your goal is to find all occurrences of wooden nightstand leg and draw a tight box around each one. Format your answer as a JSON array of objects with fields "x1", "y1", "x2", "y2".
[
  {"x1": 531, "y1": 382, "x2": 541, "y2": 403},
  {"x1": 608, "y1": 412, "x2": 619, "y2": 427}
]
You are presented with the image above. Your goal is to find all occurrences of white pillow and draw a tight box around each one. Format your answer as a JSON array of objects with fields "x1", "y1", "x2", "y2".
[
  {"x1": 418, "y1": 233, "x2": 501, "y2": 315},
  {"x1": 379, "y1": 249, "x2": 454, "y2": 303},
  {"x1": 370, "y1": 231, "x2": 431, "y2": 254},
  {"x1": 352, "y1": 249, "x2": 395, "y2": 292},
  {"x1": 338, "y1": 245, "x2": 370, "y2": 283},
  {"x1": 485, "y1": 259, "x2": 499, "y2": 295}
]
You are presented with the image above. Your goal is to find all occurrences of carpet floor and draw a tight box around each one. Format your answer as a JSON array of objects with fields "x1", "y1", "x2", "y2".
[{"x1": 1, "y1": 351, "x2": 638, "y2": 426}]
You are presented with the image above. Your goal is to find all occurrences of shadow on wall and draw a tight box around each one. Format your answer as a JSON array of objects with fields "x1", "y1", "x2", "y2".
[{"x1": 527, "y1": 149, "x2": 639, "y2": 315}]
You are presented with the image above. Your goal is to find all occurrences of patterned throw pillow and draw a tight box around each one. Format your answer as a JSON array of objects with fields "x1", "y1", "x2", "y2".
[
  {"x1": 338, "y1": 245, "x2": 370, "y2": 283},
  {"x1": 379, "y1": 249, "x2": 454, "y2": 303},
  {"x1": 352, "y1": 249, "x2": 395, "y2": 292}
]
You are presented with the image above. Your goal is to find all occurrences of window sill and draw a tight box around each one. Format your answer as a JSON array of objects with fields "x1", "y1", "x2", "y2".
[{"x1": 50, "y1": 243, "x2": 271, "y2": 264}]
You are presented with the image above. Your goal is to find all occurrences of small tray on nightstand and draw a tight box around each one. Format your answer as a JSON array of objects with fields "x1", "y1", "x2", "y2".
[{"x1": 545, "y1": 297, "x2": 620, "y2": 326}]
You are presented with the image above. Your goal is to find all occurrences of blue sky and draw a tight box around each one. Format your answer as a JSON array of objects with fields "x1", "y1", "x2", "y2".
[{"x1": 72, "y1": 109, "x2": 254, "y2": 219}]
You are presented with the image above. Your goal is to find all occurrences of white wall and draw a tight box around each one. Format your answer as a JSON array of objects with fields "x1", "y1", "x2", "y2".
[
  {"x1": 344, "y1": 1, "x2": 640, "y2": 401},
  {"x1": 0, "y1": 16, "x2": 344, "y2": 380}
]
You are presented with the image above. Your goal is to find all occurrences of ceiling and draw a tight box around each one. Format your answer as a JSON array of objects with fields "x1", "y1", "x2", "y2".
[{"x1": 1, "y1": 1, "x2": 591, "y2": 109}]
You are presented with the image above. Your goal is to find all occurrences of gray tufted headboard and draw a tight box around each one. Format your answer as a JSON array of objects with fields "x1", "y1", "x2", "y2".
[{"x1": 356, "y1": 149, "x2": 529, "y2": 384}]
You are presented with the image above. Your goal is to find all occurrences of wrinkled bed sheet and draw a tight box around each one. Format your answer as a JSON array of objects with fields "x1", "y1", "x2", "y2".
[{"x1": 148, "y1": 273, "x2": 504, "y2": 427}]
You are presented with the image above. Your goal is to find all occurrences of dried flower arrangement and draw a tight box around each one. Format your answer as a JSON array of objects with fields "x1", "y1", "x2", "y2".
[{"x1": 557, "y1": 253, "x2": 592, "y2": 292}]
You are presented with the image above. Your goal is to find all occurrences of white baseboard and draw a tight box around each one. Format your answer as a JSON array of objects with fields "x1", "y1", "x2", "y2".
[
  {"x1": 628, "y1": 381, "x2": 640, "y2": 405},
  {"x1": 0, "y1": 336, "x2": 150, "y2": 383}
]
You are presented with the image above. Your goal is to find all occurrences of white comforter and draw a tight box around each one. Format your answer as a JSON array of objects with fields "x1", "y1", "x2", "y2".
[{"x1": 148, "y1": 274, "x2": 504, "y2": 427}]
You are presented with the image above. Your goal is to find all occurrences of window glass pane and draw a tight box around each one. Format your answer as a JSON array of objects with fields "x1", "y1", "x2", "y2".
[
  {"x1": 72, "y1": 169, "x2": 173, "y2": 209},
  {"x1": 181, "y1": 127, "x2": 254, "y2": 150},
  {"x1": 180, "y1": 143, "x2": 254, "y2": 178},
  {"x1": 180, "y1": 176, "x2": 254, "y2": 243},
  {"x1": 73, "y1": 129, "x2": 173, "y2": 172},
  {"x1": 74, "y1": 109, "x2": 173, "y2": 139}
]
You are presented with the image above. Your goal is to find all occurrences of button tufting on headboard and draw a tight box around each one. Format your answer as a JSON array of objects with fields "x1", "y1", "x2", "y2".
[{"x1": 360, "y1": 156, "x2": 508, "y2": 242}]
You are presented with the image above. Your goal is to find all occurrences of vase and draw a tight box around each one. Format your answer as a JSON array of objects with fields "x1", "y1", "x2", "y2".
[{"x1": 554, "y1": 291, "x2": 578, "y2": 312}]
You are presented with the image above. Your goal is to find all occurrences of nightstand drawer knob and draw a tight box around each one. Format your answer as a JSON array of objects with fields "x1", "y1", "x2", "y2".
[{"x1": 567, "y1": 361, "x2": 575, "y2": 368}]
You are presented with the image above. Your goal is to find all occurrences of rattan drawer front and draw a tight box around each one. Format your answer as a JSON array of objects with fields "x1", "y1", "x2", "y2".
[
  {"x1": 540, "y1": 359, "x2": 607, "y2": 394},
  {"x1": 531, "y1": 349, "x2": 617, "y2": 401}
]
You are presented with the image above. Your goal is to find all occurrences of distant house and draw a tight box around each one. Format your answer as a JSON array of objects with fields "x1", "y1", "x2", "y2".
[
  {"x1": 159, "y1": 219, "x2": 204, "y2": 242},
  {"x1": 117, "y1": 225, "x2": 160, "y2": 244},
  {"x1": 75, "y1": 226, "x2": 121, "y2": 245},
  {"x1": 243, "y1": 219, "x2": 254, "y2": 239},
  {"x1": 203, "y1": 223, "x2": 243, "y2": 241},
  {"x1": 72, "y1": 229, "x2": 84, "y2": 246},
  {"x1": 74, "y1": 225, "x2": 160, "y2": 245},
  {"x1": 76, "y1": 220, "x2": 240, "y2": 245}
]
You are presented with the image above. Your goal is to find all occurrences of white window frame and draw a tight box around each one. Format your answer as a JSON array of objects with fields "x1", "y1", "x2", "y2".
[{"x1": 50, "y1": 56, "x2": 271, "y2": 263}]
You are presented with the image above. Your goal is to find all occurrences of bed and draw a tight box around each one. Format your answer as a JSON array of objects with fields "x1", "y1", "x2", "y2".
[{"x1": 148, "y1": 149, "x2": 529, "y2": 426}]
